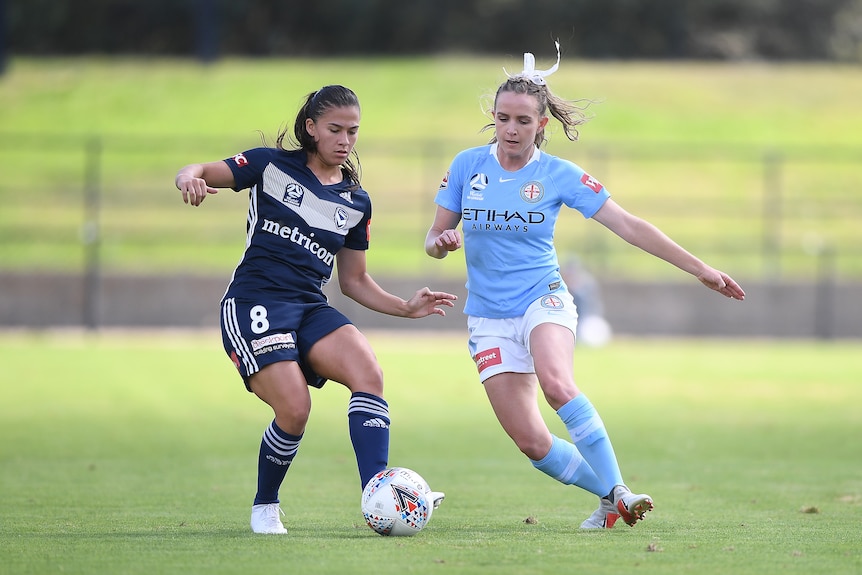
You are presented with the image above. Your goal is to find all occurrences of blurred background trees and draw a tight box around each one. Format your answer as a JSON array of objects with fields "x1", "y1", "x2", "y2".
[{"x1": 5, "y1": 0, "x2": 862, "y2": 62}]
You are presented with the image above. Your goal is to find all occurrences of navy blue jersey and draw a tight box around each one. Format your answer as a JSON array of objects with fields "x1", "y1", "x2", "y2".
[{"x1": 222, "y1": 147, "x2": 372, "y2": 303}]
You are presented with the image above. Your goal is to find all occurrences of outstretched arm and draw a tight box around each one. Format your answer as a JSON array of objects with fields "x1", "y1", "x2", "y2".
[
  {"x1": 175, "y1": 160, "x2": 235, "y2": 206},
  {"x1": 592, "y1": 199, "x2": 745, "y2": 301},
  {"x1": 336, "y1": 248, "x2": 457, "y2": 317}
]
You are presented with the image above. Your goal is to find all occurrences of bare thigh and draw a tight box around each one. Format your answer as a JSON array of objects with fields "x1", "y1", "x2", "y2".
[
  {"x1": 530, "y1": 322, "x2": 580, "y2": 410},
  {"x1": 306, "y1": 324, "x2": 384, "y2": 396},
  {"x1": 484, "y1": 371, "x2": 553, "y2": 461}
]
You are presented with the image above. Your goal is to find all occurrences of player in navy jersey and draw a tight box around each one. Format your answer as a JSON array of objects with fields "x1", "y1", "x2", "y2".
[
  {"x1": 425, "y1": 45, "x2": 745, "y2": 529},
  {"x1": 176, "y1": 85, "x2": 456, "y2": 534}
]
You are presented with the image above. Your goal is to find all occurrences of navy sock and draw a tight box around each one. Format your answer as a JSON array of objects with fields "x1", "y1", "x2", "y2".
[
  {"x1": 347, "y1": 392, "x2": 390, "y2": 489},
  {"x1": 253, "y1": 420, "x2": 302, "y2": 505}
]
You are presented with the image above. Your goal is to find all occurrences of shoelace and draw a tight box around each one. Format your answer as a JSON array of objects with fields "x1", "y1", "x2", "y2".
[{"x1": 263, "y1": 504, "x2": 285, "y2": 527}]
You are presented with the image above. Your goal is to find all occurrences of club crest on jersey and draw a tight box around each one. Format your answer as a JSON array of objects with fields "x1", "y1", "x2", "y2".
[
  {"x1": 520, "y1": 181, "x2": 544, "y2": 203},
  {"x1": 470, "y1": 173, "x2": 489, "y2": 191},
  {"x1": 283, "y1": 182, "x2": 305, "y2": 206},
  {"x1": 334, "y1": 206, "x2": 349, "y2": 229},
  {"x1": 540, "y1": 295, "x2": 565, "y2": 309},
  {"x1": 232, "y1": 153, "x2": 249, "y2": 167},
  {"x1": 580, "y1": 173, "x2": 604, "y2": 193}
]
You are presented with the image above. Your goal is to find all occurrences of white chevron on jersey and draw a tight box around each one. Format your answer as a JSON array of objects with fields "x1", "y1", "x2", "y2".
[{"x1": 261, "y1": 164, "x2": 364, "y2": 235}]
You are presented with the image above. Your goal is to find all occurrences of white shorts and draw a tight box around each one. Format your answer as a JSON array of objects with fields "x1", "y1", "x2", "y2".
[{"x1": 467, "y1": 292, "x2": 579, "y2": 383}]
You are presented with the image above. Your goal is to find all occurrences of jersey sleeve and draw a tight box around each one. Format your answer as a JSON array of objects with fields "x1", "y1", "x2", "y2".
[
  {"x1": 555, "y1": 159, "x2": 611, "y2": 218},
  {"x1": 343, "y1": 199, "x2": 372, "y2": 251},
  {"x1": 434, "y1": 149, "x2": 474, "y2": 213},
  {"x1": 223, "y1": 147, "x2": 275, "y2": 192}
]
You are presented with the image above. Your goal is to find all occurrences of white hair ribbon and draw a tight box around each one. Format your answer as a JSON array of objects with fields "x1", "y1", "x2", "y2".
[{"x1": 504, "y1": 40, "x2": 561, "y2": 86}]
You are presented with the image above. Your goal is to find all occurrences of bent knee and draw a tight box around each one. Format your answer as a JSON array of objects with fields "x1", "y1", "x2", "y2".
[
  {"x1": 513, "y1": 435, "x2": 552, "y2": 462},
  {"x1": 273, "y1": 405, "x2": 310, "y2": 435},
  {"x1": 539, "y1": 380, "x2": 578, "y2": 411},
  {"x1": 346, "y1": 363, "x2": 385, "y2": 395}
]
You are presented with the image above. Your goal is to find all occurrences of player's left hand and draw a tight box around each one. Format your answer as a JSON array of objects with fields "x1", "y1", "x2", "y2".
[
  {"x1": 697, "y1": 268, "x2": 745, "y2": 301},
  {"x1": 405, "y1": 287, "x2": 458, "y2": 317}
]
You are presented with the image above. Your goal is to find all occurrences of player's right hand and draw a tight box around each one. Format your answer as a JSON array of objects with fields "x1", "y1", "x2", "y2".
[
  {"x1": 434, "y1": 229, "x2": 462, "y2": 252},
  {"x1": 177, "y1": 176, "x2": 219, "y2": 207}
]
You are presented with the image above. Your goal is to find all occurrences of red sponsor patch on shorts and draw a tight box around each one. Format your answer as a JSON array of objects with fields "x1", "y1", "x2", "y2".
[
  {"x1": 580, "y1": 172, "x2": 603, "y2": 193},
  {"x1": 473, "y1": 347, "x2": 502, "y2": 374}
]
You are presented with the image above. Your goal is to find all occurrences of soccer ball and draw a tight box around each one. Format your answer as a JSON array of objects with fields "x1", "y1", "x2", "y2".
[
  {"x1": 361, "y1": 468, "x2": 434, "y2": 536},
  {"x1": 389, "y1": 466, "x2": 431, "y2": 493},
  {"x1": 389, "y1": 467, "x2": 445, "y2": 510}
]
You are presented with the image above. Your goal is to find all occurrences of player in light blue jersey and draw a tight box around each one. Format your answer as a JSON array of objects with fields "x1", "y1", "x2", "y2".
[
  {"x1": 426, "y1": 44, "x2": 745, "y2": 529},
  {"x1": 177, "y1": 85, "x2": 455, "y2": 534}
]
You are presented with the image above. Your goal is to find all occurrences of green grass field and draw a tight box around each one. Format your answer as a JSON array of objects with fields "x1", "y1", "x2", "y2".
[
  {"x1": 1, "y1": 331, "x2": 860, "y2": 574},
  {"x1": 1, "y1": 58, "x2": 861, "y2": 280}
]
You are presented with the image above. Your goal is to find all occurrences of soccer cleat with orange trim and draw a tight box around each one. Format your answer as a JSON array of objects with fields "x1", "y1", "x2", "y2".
[
  {"x1": 580, "y1": 497, "x2": 621, "y2": 529},
  {"x1": 612, "y1": 485, "x2": 653, "y2": 526},
  {"x1": 429, "y1": 491, "x2": 446, "y2": 509}
]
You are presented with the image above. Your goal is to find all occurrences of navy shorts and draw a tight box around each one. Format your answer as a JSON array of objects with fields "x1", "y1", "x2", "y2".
[{"x1": 220, "y1": 296, "x2": 352, "y2": 390}]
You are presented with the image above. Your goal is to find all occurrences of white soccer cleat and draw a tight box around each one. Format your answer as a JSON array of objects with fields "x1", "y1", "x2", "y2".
[
  {"x1": 612, "y1": 485, "x2": 654, "y2": 526},
  {"x1": 428, "y1": 491, "x2": 446, "y2": 509},
  {"x1": 250, "y1": 503, "x2": 288, "y2": 534},
  {"x1": 580, "y1": 497, "x2": 620, "y2": 529}
]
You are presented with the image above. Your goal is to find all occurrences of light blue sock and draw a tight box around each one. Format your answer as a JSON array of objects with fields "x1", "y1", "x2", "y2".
[
  {"x1": 530, "y1": 435, "x2": 606, "y2": 496},
  {"x1": 557, "y1": 394, "x2": 623, "y2": 496}
]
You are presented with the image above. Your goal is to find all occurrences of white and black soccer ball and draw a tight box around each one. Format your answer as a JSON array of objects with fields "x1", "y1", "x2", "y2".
[
  {"x1": 389, "y1": 466, "x2": 432, "y2": 493},
  {"x1": 361, "y1": 468, "x2": 434, "y2": 536},
  {"x1": 392, "y1": 466, "x2": 445, "y2": 510}
]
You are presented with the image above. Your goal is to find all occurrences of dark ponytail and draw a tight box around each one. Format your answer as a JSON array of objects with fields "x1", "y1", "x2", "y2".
[{"x1": 276, "y1": 85, "x2": 362, "y2": 187}]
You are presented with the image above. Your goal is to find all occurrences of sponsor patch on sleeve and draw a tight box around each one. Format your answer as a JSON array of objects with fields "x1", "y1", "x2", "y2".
[
  {"x1": 232, "y1": 153, "x2": 249, "y2": 167},
  {"x1": 580, "y1": 172, "x2": 603, "y2": 193},
  {"x1": 439, "y1": 170, "x2": 450, "y2": 190}
]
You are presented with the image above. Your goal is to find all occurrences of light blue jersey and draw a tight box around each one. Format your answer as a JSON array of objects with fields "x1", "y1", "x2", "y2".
[{"x1": 435, "y1": 144, "x2": 610, "y2": 318}]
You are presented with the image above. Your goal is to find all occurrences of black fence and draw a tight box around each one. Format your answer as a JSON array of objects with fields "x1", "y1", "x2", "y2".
[
  {"x1": 1, "y1": 133, "x2": 860, "y2": 334},
  {"x1": 4, "y1": 133, "x2": 857, "y2": 272}
]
